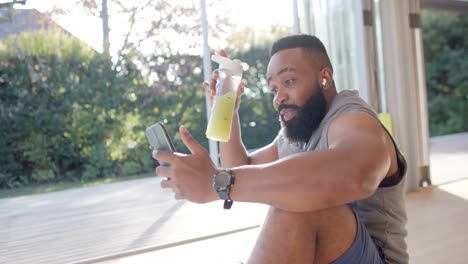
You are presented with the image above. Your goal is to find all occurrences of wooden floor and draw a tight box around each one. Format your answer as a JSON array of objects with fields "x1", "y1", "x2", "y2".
[
  {"x1": 1, "y1": 133, "x2": 467, "y2": 264},
  {"x1": 102, "y1": 179, "x2": 468, "y2": 264},
  {"x1": 1, "y1": 178, "x2": 268, "y2": 264},
  {"x1": 406, "y1": 179, "x2": 468, "y2": 264}
]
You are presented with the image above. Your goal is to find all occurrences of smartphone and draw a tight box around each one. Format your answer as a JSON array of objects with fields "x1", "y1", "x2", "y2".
[{"x1": 145, "y1": 122, "x2": 176, "y2": 166}]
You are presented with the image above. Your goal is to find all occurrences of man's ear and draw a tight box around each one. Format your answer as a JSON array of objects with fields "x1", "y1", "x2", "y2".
[{"x1": 320, "y1": 68, "x2": 333, "y2": 89}]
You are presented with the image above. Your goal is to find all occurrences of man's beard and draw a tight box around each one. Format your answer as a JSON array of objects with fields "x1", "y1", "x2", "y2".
[{"x1": 279, "y1": 88, "x2": 327, "y2": 144}]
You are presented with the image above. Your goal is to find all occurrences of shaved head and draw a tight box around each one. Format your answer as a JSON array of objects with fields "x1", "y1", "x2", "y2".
[{"x1": 270, "y1": 34, "x2": 333, "y2": 72}]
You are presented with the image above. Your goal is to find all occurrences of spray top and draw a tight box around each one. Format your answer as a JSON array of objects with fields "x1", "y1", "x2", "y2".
[{"x1": 211, "y1": 54, "x2": 243, "y2": 76}]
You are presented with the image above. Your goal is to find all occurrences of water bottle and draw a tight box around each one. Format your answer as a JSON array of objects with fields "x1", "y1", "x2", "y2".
[{"x1": 205, "y1": 55, "x2": 243, "y2": 142}]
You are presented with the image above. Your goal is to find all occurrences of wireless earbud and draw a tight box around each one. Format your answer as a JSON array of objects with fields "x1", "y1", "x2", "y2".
[{"x1": 322, "y1": 78, "x2": 327, "y2": 86}]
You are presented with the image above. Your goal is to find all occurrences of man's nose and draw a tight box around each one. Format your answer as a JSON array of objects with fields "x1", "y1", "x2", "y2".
[{"x1": 274, "y1": 88, "x2": 288, "y2": 109}]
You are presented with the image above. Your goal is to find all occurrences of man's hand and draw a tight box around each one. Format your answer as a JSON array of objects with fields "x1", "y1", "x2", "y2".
[
  {"x1": 153, "y1": 126, "x2": 218, "y2": 203},
  {"x1": 203, "y1": 50, "x2": 245, "y2": 113}
]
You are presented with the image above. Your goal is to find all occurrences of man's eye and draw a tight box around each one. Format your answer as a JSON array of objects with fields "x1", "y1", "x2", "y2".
[{"x1": 285, "y1": 79, "x2": 295, "y2": 87}]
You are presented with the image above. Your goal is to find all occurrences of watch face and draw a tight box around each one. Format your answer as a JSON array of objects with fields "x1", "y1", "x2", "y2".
[{"x1": 215, "y1": 171, "x2": 230, "y2": 188}]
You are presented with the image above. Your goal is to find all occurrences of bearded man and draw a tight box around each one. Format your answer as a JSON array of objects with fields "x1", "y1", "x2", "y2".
[{"x1": 154, "y1": 34, "x2": 408, "y2": 264}]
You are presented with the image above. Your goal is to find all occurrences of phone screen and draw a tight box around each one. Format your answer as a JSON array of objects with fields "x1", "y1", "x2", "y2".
[
  {"x1": 146, "y1": 122, "x2": 175, "y2": 168},
  {"x1": 145, "y1": 122, "x2": 176, "y2": 152}
]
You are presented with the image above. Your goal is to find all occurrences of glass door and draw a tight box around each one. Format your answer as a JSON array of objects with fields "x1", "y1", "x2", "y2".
[{"x1": 308, "y1": 0, "x2": 380, "y2": 110}]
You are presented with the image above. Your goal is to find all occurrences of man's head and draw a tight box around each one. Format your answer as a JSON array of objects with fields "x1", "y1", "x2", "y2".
[{"x1": 267, "y1": 34, "x2": 335, "y2": 143}]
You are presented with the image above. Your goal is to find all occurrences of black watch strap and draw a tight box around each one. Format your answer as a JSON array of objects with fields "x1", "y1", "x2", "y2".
[{"x1": 223, "y1": 200, "x2": 233, "y2": 209}]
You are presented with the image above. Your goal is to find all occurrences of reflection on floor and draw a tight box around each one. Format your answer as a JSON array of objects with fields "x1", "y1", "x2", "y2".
[{"x1": 430, "y1": 132, "x2": 468, "y2": 185}]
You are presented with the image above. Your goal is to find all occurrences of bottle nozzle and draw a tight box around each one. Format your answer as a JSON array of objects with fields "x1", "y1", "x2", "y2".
[{"x1": 211, "y1": 54, "x2": 243, "y2": 76}]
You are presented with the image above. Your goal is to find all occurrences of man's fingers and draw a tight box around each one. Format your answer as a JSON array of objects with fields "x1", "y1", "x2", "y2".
[
  {"x1": 203, "y1": 81, "x2": 215, "y2": 99},
  {"x1": 180, "y1": 126, "x2": 205, "y2": 155},
  {"x1": 155, "y1": 165, "x2": 172, "y2": 178},
  {"x1": 219, "y1": 49, "x2": 228, "y2": 57},
  {"x1": 203, "y1": 81, "x2": 210, "y2": 92},
  {"x1": 210, "y1": 70, "x2": 218, "y2": 92},
  {"x1": 152, "y1": 150, "x2": 176, "y2": 164},
  {"x1": 237, "y1": 81, "x2": 245, "y2": 98},
  {"x1": 160, "y1": 178, "x2": 175, "y2": 189}
]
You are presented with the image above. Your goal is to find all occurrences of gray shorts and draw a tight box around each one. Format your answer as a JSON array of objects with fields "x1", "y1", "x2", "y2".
[{"x1": 332, "y1": 210, "x2": 385, "y2": 264}]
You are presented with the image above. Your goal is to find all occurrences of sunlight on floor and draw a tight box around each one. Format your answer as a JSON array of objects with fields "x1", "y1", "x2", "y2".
[{"x1": 437, "y1": 178, "x2": 468, "y2": 200}]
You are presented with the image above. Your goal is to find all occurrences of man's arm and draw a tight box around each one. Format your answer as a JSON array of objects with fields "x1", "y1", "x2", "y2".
[
  {"x1": 205, "y1": 50, "x2": 278, "y2": 168},
  {"x1": 229, "y1": 111, "x2": 392, "y2": 212},
  {"x1": 220, "y1": 114, "x2": 278, "y2": 167}
]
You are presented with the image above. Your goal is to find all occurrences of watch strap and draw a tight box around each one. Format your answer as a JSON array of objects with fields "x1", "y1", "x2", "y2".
[
  {"x1": 214, "y1": 169, "x2": 235, "y2": 210},
  {"x1": 223, "y1": 200, "x2": 233, "y2": 209},
  {"x1": 218, "y1": 190, "x2": 231, "y2": 201}
]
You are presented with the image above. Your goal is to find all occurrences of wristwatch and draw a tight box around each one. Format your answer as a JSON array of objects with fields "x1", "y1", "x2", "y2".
[{"x1": 213, "y1": 169, "x2": 235, "y2": 209}]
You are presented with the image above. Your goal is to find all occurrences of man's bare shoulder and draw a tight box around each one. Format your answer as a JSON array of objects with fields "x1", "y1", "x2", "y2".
[
  {"x1": 327, "y1": 111, "x2": 385, "y2": 147},
  {"x1": 327, "y1": 110, "x2": 394, "y2": 182}
]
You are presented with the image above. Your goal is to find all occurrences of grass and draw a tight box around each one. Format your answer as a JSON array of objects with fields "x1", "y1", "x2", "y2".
[{"x1": 0, "y1": 172, "x2": 153, "y2": 199}]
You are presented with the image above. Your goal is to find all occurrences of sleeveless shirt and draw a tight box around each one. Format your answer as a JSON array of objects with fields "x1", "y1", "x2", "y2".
[{"x1": 276, "y1": 90, "x2": 409, "y2": 264}]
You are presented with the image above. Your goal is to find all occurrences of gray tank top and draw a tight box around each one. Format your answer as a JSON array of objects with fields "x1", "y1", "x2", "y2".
[{"x1": 277, "y1": 90, "x2": 408, "y2": 264}]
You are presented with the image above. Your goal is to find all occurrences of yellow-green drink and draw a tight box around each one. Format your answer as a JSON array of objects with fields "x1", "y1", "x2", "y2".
[
  {"x1": 206, "y1": 91, "x2": 236, "y2": 142},
  {"x1": 206, "y1": 54, "x2": 243, "y2": 142}
]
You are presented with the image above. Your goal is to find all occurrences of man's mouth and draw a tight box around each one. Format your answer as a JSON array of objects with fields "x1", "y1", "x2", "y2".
[{"x1": 280, "y1": 108, "x2": 298, "y2": 121}]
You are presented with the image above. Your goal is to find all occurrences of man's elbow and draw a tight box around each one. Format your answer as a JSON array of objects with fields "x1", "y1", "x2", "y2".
[
  {"x1": 350, "y1": 149, "x2": 390, "y2": 199},
  {"x1": 354, "y1": 166, "x2": 387, "y2": 199},
  {"x1": 356, "y1": 178, "x2": 378, "y2": 199}
]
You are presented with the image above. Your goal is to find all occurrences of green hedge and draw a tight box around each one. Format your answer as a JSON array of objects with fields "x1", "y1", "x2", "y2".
[
  {"x1": 0, "y1": 31, "x2": 153, "y2": 188},
  {"x1": 0, "y1": 30, "x2": 279, "y2": 189}
]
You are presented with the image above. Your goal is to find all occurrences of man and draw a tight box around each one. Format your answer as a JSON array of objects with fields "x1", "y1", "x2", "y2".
[{"x1": 153, "y1": 34, "x2": 408, "y2": 264}]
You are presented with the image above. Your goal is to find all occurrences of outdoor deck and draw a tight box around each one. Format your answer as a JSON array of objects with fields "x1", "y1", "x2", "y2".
[{"x1": 2, "y1": 132, "x2": 467, "y2": 264}]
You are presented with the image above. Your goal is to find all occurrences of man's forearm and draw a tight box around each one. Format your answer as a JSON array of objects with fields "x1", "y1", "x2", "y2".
[
  {"x1": 220, "y1": 114, "x2": 250, "y2": 167},
  {"x1": 229, "y1": 149, "x2": 384, "y2": 212}
]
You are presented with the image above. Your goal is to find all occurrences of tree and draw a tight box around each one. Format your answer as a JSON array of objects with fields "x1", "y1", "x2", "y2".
[
  {"x1": 0, "y1": 3, "x2": 293, "y2": 189},
  {"x1": 45, "y1": 1, "x2": 230, "y2": 68},
  {"x1": 422, "y1": 10, "x2": 468, "y2": 136},
  {"x1": 0, "y1": 1, "x2": 232, "y2": 187},
  {"x1": 44, "y1": 0, "x2": 234, "y2": 149},
  {"x1": 0, "y1": 31, "x2": 139, "y2": 187}
]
